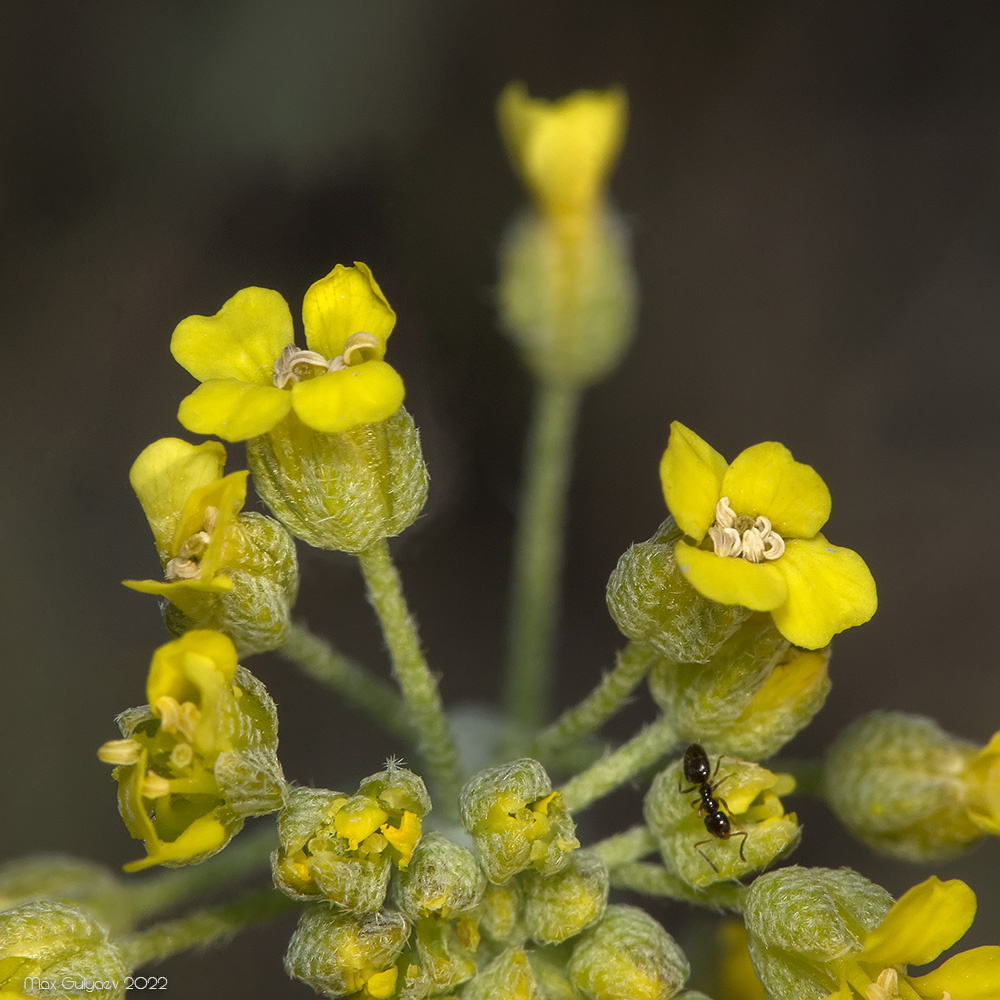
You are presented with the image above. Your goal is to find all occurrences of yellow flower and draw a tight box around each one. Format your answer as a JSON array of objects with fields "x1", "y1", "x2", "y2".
[
  {"x1": 660, "y1": 421, "x2": 877, "y2": 649},
  {"x1": 98, "y1": 631, "x2": 284, "y2": 871},
  {"x1": 171, "y1": 262, "x2": 404, "y2": 441},
  {"x1": 123, "y1": 438, "x2": 245, "y2": 607},
  {"x1": 826, "y1": 877, "x2": 1000, "y2": 1000},
  {"x1": 963, "y1": 730, "x2": 1000, "y2": 835},
  {"x1": 498, "y1": 82, "x2": 627, "y2": 219},
  {"x1": 717, "y1": 920, "x2": 767, "y2": 1000}
]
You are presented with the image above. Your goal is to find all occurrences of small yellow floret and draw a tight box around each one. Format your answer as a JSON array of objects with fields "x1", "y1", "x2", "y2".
[{"x1": 381, "y1": 810, "x2": 422, "y2": 867}]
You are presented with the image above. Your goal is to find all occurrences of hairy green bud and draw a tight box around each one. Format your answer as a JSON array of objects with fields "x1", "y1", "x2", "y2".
[
  {"x1": 461, "y1": 949, "x2": 539, "y2": 1000},
  {"x1": 284, "y1": 907, "x2": 420, "y2": 1000},
  {"x1": 0, "y1": 902, "x2": 127, "y2": 1000},
  {"x1": 247, "y1": 408, "x2": 428, "y2": 553},
  {"x1": 743, "y1": 866, "x2": 893, "y2": 1000},
  {"x1": 649, "y1": 618, "x2": 830, "y2": 760},
  {"x1": 568, "y1": 905, "x2": 689, "y2": 1000},
  {"x1": 473, "y1": 880, "x2": 526, "y2": 948},
  {"x1": 497, "y1": 209, "x2": 636, "y2": 386},
  {"x1": 822, "y1": 711, "x2": 983, "y2": 860},
  {"x1": 644, "y1": 752, "x2": 799, "y2": 887},
  {"x1": 410, "y1": 915, "x2": 480, "y2": 994},
  {"x1": 0, "y1": 857, "x2": 132, "y2": 936},
  {"x1": 606, "y1": 518, "x2": 751, "y2": 663},
  {"x1": 392, "y1": 832, "x2": 485, "y2": 920},
  {"x1": 520, "y1": 849, "x2": 608, "y2": 945},
  {"x1": 273, "y1": 764, "x2": 430, "y2": 912},
  {"x1": 459, "y1": 759, "x2": 579, "y2": 884},
  {"x1": 162, "y1": 511, "x2": 299, "y2": 656}
]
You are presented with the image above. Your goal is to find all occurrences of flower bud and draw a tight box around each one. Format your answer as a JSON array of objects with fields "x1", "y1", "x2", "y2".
[
  {"x1": 607, "y1": 518, "x2": 751, "y2": 664},
  {"x1": 649, "y1": 618, "x2": 830, "y2": 760},
  {"x1": 410, "y1": 915, "x2": 480, "y2": 994},
  {"x1": 124, "y1": 438, "x2": 298, "y2": 656},
  {"x1": 497, "y1": 210, "x2": 636, "y2": 386},
  {"x1": 246, "y1": 407, "x2": 428, "y2": 553},
  {"x1": 459, "y1": 759, "x2": 579, "y2": 884},
  {"x1": 391, "y1": 832, "x2": 485, "y2": 920},
  {"x1": 520, "y1": 849, "x2": 608, "y2": 945},
  {"x1": 743, "y1": 867, "x2": 893, "y2": 1000},
  {"x1": 472, "y1": 880, "x2": 526, "y2": 948},
  {"x1": 284, "y1": 907, "x2": 420, "y2": 1000},
  {"x1": 0, "y1": 901, "x2": 127, "y2": 1000},
  {"x1": 273, "y1": 763, "x2": 430, "y2": 913},
  {"x1": 644, "y1": 751, "x2": 799, "y2": 887},
  {"x1": 822, "y1": 711, "x2": 983, "y2": 860},
  {"x1": 461, "y1": 949, "x2": 538, "y2": 1000},
  {"x1": 98, "y1": 631, "x2": 285, "y2": 872},
  {"x1": 568, "y1": 905, "x2": 690, "y2": 1000},
  {"x1": 0, "y1": 857, "x2": 132, "y2": 936}
]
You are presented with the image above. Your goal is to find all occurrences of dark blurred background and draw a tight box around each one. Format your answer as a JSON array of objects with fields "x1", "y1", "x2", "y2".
[{"x1": 3, "y1": 0, "x2": 1000, "y2": 994}]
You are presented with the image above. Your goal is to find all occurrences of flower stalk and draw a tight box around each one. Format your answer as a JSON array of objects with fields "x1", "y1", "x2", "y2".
[
  {"x1": 279, "y1": 622, "x2": 413, "y2": 742},
  {"x1": 356, "y1": 539, "x2": 463, "y2": 814},
  {"x1": 504, "y1": 380, "x2": 582, "y2": 729}
]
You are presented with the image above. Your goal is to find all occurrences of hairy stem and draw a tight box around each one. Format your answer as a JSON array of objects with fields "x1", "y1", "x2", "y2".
[
  {"x1": 125, "y1": 824, "x2": 277, "y2": 922},
  {"x1": 504, "y1": 381, "x2": 583, "y2": 730},
  {"x1": 280, "y1": 622, "x2": 413, "y2": 742},
  {"x1": 560, "y1": 714, "x2": 678, "y2": 812},
  {"x1": 530, "y1": 642, "x2": 658, "y2": 761},
  {"x1": 609, "y1": 862, "x2": 747, "y2": 913},
  {"x1": 589, "y1": 825, "x2": 658, "y2": 868},
  {"x1": 117, "y1": 888, "x2": 298, "y2": 970},
  {"x1": 357, "y1": 539, "x2": 463, "y2": 815}
]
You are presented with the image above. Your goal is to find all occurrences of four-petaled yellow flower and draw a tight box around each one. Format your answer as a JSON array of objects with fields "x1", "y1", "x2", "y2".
[
  {"x1": 497, "y1": 82, "x2": 627, "y2": 220},
  {"x1": 660, "y1": 421, "x2": 877, "y2": 649},
  {"x1": 171, "y1": 262, "x2": 404, "y2": 442},
  {"x1": 826, "y1": 876, "x2": 1000, "y2": 1000}
]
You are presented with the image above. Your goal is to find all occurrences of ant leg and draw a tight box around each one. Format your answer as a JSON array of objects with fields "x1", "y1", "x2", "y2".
[
  {"x1": 735, "y1": 829, "x2": 749, "y2": 862},
  {"x1": 693, "y1": 839, "x2": 720, "y2": 873}
]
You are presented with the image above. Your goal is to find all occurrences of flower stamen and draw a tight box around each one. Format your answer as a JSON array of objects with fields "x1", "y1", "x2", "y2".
[
  {"x1": 97, "y1": 738, "x2": 142, "y2": 766},
  {"x1": 707, "y1": 497, "x2": 785, "y2": 564},
  {"x1": 326, "y1": 331, "x2": 380, "y2": 372},
  {"x1": 164, "y1": 505, "x2": 219, "y2": 581},
  {"x1": 272, "y1": 344, "x2": 329, "y2": 388}
]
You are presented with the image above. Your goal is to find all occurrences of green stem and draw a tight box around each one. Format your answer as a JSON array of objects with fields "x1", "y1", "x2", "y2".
[
  {"x1": 280, "y1": 622, "x2": 413, "y2": 742},
  {"x1": 504, "y1": 380, "x2": 583, "y2": 730},
  {"x1": 560, "y1": 715, "x2": 678, "y2": 812},
  {"x1": 357, "y1": 539, "x2": 463, "y2": 815},
  {"x1": 530, "y1": 642, "x2": 658, "y2": 761},
  {"x1": 589, "y1": 824, "x2": 658, "y2": 868},
  {"x1": 125, "y1": 824, "x2": 277, "y2": 922},
  {"x1": 117, "y1": 888, "x2": 298, "y2": 970},
  {"x1": 609, "y1": 862, "x2": 747, "y2": 913}
]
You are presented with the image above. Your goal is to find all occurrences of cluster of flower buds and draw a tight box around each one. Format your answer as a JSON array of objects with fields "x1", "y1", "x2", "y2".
[{"x1": 282, "y1": 757, "x2": 693, "y2": 1000}]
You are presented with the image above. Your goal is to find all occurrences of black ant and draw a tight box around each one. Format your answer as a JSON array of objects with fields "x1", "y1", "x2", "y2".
[{"x1": 678, "y1": 743, "x2": 748, "y2": 873}]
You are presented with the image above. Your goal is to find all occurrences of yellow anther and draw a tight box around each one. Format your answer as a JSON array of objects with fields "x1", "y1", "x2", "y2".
[
  {"x1": 141, "y1": 771, "x2": 171, "y2": 799},
  {"x1": 708, "y1": 497, "x2": 785, "y2": 564},
  {"x1": 97, "y1": 738, "x2": 142, "y2": 766}
]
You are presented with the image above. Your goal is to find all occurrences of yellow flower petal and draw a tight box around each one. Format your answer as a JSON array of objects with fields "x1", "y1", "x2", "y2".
[
  {"x1": 660, "y1": 422, "x2": 729, "y2": 541},
  {"x1": 674, "y1": 540, "x2": 787, "y2": 611},
  {"x1": 721, "y1": 441, "x2": 831, "y2": 538},
  {"x1": 146, "y1": 630, "x2": 238, "y2": 716},
  {"x1": 174, "y1": 470, "x2": 248, "y2": 578},
  {"x1": 964, "y1": 731, "x2": 1000, "y2": 834},
  {"x1": 171, "y1": 286, "x2": 293, "y2": 383},
  {"x1": 769, "y1": 536, "x2": 877, "y2": 649},
  {"x1": 290, "y1": 360, "x2": 405, "y2": 434},
  {"x1": 382, "y1": 811, "x2": 422, "y2": 867},
  {"x1": 498, "y1": 82, "x2": 627, "y2": 217},
  {"x1": 301, "y1": 262, "x2": 395, "y2": 360},
  {"x1": 862, "y1": 877, "x2": 975, "y2": 967},
  {"x1": 123, "y1": 576, "x2": 232, "y2": 598},
  {"x1": 909, "y1": 945, "x2": 1000, "y2": 998},
  {"x1": 123, "y1": 814, "x2": 230, "y2": 872},
  {"x1": 177, "y1": 379, "x2": 292, "y2": 442},
  {"x1": 128, "y1": 438, "x2": 227, "y2": 560}
]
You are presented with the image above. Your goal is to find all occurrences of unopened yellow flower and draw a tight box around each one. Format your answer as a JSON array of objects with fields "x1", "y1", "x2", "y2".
[
  {"x1": 123, "y1": 438, "x2": 245, "y2": 607},
  {"x1": 825, "y1": 876, "x2": 1000, "y2": 1000},
  {"x1": 498, "y1": 82, "x2": 627, "y2": 219},
  {"x1": 660, "y1": 421, "x2": 877, "y2": 649},
  {"x1": 172, "y1": 262, "x2": 404, "y2": 441}
]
